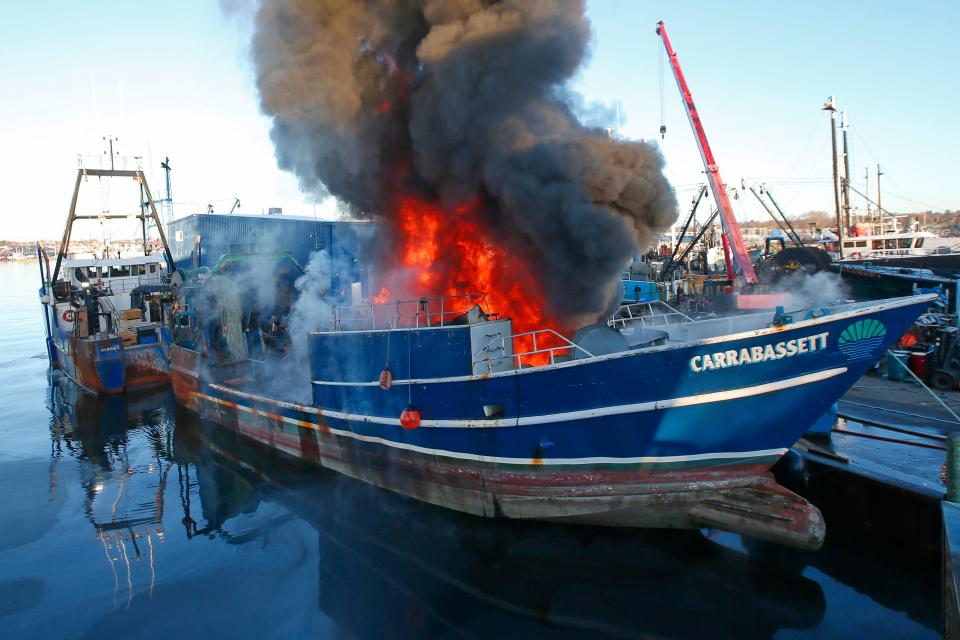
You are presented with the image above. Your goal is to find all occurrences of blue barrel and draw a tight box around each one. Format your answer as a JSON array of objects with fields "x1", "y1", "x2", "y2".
[{"x1": 887, "y1": 350, "x2": 910, "y2": 382}]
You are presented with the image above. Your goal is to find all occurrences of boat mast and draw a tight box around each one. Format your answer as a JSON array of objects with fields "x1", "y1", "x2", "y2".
[
  {"x1": 864, "y1": 166, "x2": 871, "y2": 220},
  {"x1": 136, "y1": 155, "x2": 149, "y2": 255},
  {"x1": 823, "y1": 97, "x2": 843, "y2": 258},
  {"x1": 160, "y1": 157, "x2": 173, "y2": 225},
  {"x1": 655, "y1": 21, "x2": 757, "y2": 285},
  {"x1": 876, "y1": 163, "x2": 884, "y2": 222}
]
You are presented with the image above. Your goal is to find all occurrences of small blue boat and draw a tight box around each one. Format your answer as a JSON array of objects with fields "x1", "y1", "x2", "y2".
[{"x1": 170, "y1": 263, "x2": 934, "y2": 549}]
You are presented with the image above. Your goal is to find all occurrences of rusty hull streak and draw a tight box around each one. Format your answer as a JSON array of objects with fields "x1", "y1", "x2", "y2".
[{"x1": 191, "y1": 384, "x2": 823, "y2": 548}]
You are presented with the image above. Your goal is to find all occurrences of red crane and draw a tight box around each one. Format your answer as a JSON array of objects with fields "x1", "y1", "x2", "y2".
[{"x1": 656, "y1": 20, "x2": 758, "y2": 285}]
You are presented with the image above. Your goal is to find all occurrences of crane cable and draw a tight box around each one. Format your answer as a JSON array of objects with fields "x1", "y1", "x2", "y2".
[{"x1": 658, "y1": 38, "x2": 666, "y2": 139}]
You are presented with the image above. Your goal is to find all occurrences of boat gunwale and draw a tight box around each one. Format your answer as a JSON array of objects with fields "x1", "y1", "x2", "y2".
[{"x1": 308, "y1": 294, "x2": 935, "y2": 386}]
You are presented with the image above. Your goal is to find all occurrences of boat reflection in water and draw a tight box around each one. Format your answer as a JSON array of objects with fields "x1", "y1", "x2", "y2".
[
  {"x1": 47, "y1": 375, "x2": 179, "y2": 607},
  {"x1": 35, "y1": 374, "x2": 940, "y2": 639}
]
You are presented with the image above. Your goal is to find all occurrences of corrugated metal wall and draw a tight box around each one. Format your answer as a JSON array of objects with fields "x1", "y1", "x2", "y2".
[{"x1": 167, "y1": 214, "x2": 375, "y2": 294}]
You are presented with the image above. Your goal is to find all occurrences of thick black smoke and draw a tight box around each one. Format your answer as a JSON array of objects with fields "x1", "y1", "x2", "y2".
[{"x1": 251, "y1": 0, "x2": 677, "y2": 324}]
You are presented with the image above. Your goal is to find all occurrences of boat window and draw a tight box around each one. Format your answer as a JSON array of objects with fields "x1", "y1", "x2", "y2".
[
  {"x1": 109, "y1": 265, "x2": 132, "y2": 277},
  {"x1": 898, "y1": 238, "x2": 912, "y2": 249},
  {"x1": 855, "y1": 240, "x2": 867, "y2": 248},
  {"x1": 884, "y1": 239, "x2": 896, "y2": 249},
  {"x1": 843, "y1": 241, "x2": 853, "y2": 248},
  {"x1": 915, "y1": 238, "x2": 925, "y2": 248},
  {"x1": 872, "y1": 240, "x2": 883, "y2": 250},
  {"x1": 86, "y1": 266, "x2": 99, "y2": 278},
  {"x1": 148, "y1": 264, "x2": 156, "y2": 273},
  {"x1": 130, "y1": 264, "x2": 144, "y2": 276}
]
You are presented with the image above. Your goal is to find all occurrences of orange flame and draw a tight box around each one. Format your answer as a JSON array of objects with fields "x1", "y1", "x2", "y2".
[{"x1": 378, "y1": 194, "x2": 565, "y2": 366}]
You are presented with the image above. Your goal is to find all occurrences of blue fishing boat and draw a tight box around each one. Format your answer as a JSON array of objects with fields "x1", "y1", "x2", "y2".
[
  {"x1": 169, "y1": 253, "x2": 935, "y2": 549},
  {"x1": 38, "y1": 163, "x2": 177, "y2": 394}
]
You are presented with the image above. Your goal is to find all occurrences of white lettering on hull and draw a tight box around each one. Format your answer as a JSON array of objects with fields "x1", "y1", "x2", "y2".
[{"x1": 690, "y1": 332, "x2": 829, "y2": 372}]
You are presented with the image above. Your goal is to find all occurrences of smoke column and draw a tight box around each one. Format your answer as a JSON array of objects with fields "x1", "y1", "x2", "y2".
[{"x1": 251, "y1": 0, "x2": 677, "y2": 328}]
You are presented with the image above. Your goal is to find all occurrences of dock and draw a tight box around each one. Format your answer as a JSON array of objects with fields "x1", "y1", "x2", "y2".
[{"x1": 777, "y1": 372, "x2": 958, "y2": 556}]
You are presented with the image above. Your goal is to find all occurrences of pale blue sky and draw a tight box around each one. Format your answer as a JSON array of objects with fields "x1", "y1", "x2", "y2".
[{"x1": 1, "y1": 1, "x2": 957, "y2": 240}]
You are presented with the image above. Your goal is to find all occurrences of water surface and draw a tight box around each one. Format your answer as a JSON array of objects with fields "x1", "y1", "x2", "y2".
[{"x1": 0, "y1": 262, "x2": 939, "y2": 638}]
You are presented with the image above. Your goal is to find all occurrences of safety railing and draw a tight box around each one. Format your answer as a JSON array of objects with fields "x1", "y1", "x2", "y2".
[
  {"x1": 92, "y1": 273, "x2": 168, "y2": 296},
  {"x1": 472, "y1": 329, "x2": 594, "y2": 370},
  {"x1": 332, "y1": 293, "x2": 489, "y2": 331},
  {"x1": 607, "y1": 301, "x2": 692, "y2": 331},
  {"x1": 97, "y1": 294, "x2": 122, "y2": 336}
]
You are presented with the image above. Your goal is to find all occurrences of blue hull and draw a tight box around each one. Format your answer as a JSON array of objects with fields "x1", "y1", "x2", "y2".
[
  {"x1": 172, "y1": 294, "x2": 935, "y2": 548},
  {"x1": 44, "y1": 303, "x2": 172, "y2": 395},
  {"x1": 305, "y1": 296, "x2": 931, "y2": 466}
]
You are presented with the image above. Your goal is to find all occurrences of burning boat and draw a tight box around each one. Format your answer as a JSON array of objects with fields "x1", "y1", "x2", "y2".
[
  {"x1": 37, "y1": 161, "x2": 177, "y2": 394},
  {"x1": 160, "y1": 4, "x2": 941, "y2": 547},
  {"x1": 169, "y1": 249, "x2": 935, "y2": 548}
]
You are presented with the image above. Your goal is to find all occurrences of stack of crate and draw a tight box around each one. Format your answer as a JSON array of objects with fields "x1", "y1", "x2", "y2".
[{"x1": 119, "y1": 309, "x2": 142, "y2": 346}]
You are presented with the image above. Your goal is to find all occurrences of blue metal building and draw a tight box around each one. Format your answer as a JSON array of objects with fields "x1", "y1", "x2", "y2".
[{"x1": 167, "y1": 213, "x2": 376, "y2": 294}]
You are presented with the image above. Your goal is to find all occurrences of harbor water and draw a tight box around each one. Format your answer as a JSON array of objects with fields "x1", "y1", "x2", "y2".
[{"x1": 0, "y1": 261, "x2": 941, "y2": 639}]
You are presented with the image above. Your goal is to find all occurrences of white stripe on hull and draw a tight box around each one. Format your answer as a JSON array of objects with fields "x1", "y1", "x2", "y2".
[
  {"x1": 194, "y1": 389, "x2": 788, "y2": 467},
  {"x1": 217, "y1": 366, "x2": 846, "y2": 429},
  {"x1": 193, "y1": 365, "x2": 846, "y2": 466}
]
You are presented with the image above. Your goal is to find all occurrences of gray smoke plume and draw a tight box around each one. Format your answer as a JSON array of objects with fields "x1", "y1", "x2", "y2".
[{"x1": 250, "y1": 0, "x2": 677, "y2": 325}]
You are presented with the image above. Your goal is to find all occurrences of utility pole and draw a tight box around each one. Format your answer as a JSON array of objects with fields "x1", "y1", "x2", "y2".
[
  {"x1": 823, "y1": 97, "x2": 843, "y2": 258},
  {"x1": 841, "y1": 111, "x2": 852, "y2": 228}
]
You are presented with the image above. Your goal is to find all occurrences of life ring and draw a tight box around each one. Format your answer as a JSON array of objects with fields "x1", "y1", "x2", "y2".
[{"x1": 62, "y1": 309, "x2": 76, "y2": 322}]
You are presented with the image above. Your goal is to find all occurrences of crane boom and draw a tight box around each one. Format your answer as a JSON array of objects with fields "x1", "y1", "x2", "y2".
[{"x1": 656, "y1": 21, "x2": 757, "y2": 285}]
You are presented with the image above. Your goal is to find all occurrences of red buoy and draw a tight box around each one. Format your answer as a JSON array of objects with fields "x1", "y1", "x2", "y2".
[{"x1": 400, "y1": 405, "x2": 421, "y2": 430}]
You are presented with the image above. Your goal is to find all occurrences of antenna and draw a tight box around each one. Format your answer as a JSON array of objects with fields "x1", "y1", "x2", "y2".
[{"x1": 102, "y1": 135, "x2": 118, "y2": 170}]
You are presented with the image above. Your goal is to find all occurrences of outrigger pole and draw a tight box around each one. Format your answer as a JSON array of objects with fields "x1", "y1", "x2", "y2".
[
  {"x1": 50, "y1": 168, "x2": 176, "y2": 284},
  {"x1": 662, "y1": 184, "x2": 707, "y2": 276},
  {"x1": 656, "y1": 21, "x2": 758, "y2": 285}
]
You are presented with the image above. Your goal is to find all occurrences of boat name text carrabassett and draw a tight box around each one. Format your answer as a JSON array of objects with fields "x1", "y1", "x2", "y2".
[{"x1": 690, "y1": 332, "x2": 829, "y2": 372}]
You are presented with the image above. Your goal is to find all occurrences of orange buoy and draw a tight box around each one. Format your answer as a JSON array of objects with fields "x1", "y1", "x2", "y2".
[
  {"x1": 400, "y1": 405, "x2": 421, "y2": 430},
  {"x1": 378, "y1": 368, "x2": 393, "y2": 390}
]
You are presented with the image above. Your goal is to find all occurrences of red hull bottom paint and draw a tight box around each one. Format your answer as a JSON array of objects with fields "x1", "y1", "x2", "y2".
[{"x1": 170, "y1": 355, "x2": 824, "y2": 550}]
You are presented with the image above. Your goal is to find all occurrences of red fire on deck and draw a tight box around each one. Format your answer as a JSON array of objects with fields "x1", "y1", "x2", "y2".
[{"x1": 374, "y1": 194, "x2": 565, "y2": 365}]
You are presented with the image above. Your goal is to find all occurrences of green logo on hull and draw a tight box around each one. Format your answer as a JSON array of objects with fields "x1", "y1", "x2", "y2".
[{"x1": 838, "y1": 319, "x2": 887, "y2": 360}]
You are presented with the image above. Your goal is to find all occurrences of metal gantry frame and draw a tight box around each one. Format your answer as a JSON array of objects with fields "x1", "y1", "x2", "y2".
[{"x1": 50, "y1": 168, "x2": 176, "y2": 285}]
